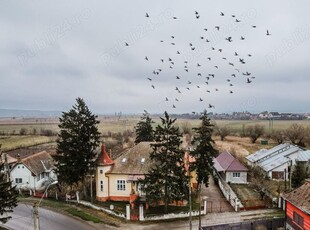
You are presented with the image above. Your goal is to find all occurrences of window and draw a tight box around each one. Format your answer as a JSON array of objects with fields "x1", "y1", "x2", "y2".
[
  {"x1": 100, "y1": 181, "x2": 104, "y2": 192},
  {"x1": 233, "y1": 172, "x2": 240, "y2": 177},
  {"x1": 293, "y1": 211, "x2": 304, "y2": 227},
  {"x1": 15, "y1": 178, "x2": 22, "y2": 183},
  {"x1": 100, "y1": 169, "x2": 103, "y2": 174},
  {"x1": 117, "y1": 180, "x2": 126, "y2": 191}
]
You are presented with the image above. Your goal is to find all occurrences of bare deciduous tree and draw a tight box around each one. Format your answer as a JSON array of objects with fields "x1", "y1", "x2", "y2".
[
  {"x1": 271, "y1": 130, "x2": 286, "y2": 144},
  {"x1": 246, "y1": 124, "x2": 264, "y2": 144},
  {"x1": 285, "y1": 123, "x2": 306, "y2": 147},
  {"x1": 215, "y1": 125, "x2": 231, "y2": 141}
]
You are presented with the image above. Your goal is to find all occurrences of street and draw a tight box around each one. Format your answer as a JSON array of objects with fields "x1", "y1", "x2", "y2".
[{"x1": 2, "y1": 204, "x2": 98, "y2": 230}]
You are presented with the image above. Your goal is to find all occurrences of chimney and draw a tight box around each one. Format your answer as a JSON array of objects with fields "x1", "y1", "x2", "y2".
[{"x1": 16, "y1": 154, "x2": 21, "y2": 163}]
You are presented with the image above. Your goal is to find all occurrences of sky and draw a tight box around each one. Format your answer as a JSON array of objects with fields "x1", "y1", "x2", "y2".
[{"x1": 1, "y1": 1, "x2": 310, "y2": 115}]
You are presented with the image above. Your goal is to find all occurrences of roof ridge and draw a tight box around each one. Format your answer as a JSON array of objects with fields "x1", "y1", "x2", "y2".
[{"x1": 22, "y1": 151, "x2": 48, "y2": 161}]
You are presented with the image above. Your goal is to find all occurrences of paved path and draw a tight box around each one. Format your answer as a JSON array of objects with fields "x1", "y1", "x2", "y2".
[
  {"x1": 201, "y1": 175, "x2": 234, "y2": 213},
  {"x1": 117, "y1": 208, "x2": 282, "y2": 230}
]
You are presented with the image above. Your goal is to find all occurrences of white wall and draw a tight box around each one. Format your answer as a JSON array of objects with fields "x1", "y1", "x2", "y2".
[
  {"x1": 225, "y1": 171, "x2": 247, "y2": 184},
  {"x1": 11, "y1": 163, "x2": 35, "y2": 190},
  {"x1": 268, "y1": 162, "x2": 290, "y2": 180},
  {"x1": 96, "y1": 165, "x2": 112, "y2": 199}
]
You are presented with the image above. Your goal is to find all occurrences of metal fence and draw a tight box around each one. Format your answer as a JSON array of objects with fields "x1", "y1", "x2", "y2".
[{"x1": 202, "y1": 218, "x2": 285, "y2": 230}]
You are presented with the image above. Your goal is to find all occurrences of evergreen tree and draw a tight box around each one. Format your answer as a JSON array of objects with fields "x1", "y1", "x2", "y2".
[
  {"x1": 291, "y1": 161, "x2": 306, "y2": 189},
  {"x1": 54, "y1": 98, "x2": 101, "y2": 186},
  {"x1": 142, "y1": 111, "x2": 188, "y2": 213},
  {"x1": 190, "y1": 110, "x2": 218, "y2": 188},
  {"x1": 0, "y1": 152, "x2": 18, "y2": 224},
  {"x1": 135, "y1": 110, "x2": 154, "y2": 144}
]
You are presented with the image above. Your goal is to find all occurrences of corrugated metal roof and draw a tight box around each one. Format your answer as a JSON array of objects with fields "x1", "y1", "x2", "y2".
[
  {"x1": 297, "y1": 150, "x2": 310, "y2": 162},
  {"x1": 256, "y1": 145, "x2": 300, "y2": 172},
  {"x1": 246, "y1": 143, "x2": 290, "y2": 163}
]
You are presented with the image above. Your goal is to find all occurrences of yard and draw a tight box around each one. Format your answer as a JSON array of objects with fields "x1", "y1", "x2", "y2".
[{"x1": 230, "y1": 184, "x2": 266, "y2": 209}]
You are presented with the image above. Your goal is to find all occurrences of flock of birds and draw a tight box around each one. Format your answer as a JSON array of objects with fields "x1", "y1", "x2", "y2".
[{"x1": 126, "y1": 10, "x2": 271, "y2": 110}]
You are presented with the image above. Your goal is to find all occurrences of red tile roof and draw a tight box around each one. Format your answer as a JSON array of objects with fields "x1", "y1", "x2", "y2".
[
  {"x1": 98, "y1": 144, "x2": 114, "y2": 166},
  {"x1": 282, "y1": 180, "x2": 310, "y2": 214},
  {"x1": 214, "y1": 151, "x2": 248, "y2": 172}
]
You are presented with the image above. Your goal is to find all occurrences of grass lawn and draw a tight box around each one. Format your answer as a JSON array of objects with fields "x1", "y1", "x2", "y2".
[{"x1": 18, "y1": 197, "x2": 123, "y2": 227}]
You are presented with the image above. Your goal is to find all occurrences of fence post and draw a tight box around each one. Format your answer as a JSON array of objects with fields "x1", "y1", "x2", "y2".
[
  {"x1": 203, "y1": 199, "x2": 207, "y2": 214},
  {"x1": 139, "y1": 204, "x2": 144, "y2": 221},
  {"x1": 126, "y1": 204, "x2": 130, "y2": 220}
]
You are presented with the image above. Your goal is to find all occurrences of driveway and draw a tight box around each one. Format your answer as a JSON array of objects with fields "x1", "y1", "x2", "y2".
[{"x1": 201, "y1": 175, "x2": 234, "y2": 213}]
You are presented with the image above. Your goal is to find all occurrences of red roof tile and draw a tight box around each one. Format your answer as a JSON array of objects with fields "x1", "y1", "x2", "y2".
[{"x1": 98, "y1": 144, "x2": 114, "y2": 166}]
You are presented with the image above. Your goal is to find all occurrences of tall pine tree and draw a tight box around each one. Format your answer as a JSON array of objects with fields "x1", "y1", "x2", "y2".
[
  {"x1": 135, "y1": 110, "x2": 154, "y2": 144},
  {"x1": 291, "y1": 161, "x2": 306, "y2": 189},
  {"x1": 0, "y1": 151, "x2": 18, "y2": 224},
  {"x1": 54, "y1": 98, "x2": 101, "y2": 186},
  {"x1": 190, "y1": 110, "x2": 218, "y2": 188},
  {"x1": 142, "y1": 111, "x2": 188, "y2": 213}
]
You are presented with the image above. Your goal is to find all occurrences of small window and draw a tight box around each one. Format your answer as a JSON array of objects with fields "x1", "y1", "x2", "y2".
[
  {"x1": 22, "y1": 166, "x2": 24, "y2": 168},
  {"x1": 100, "y1": 181, "x2": 104, "y2": 192},
  {"x1": 117, "y1": 180, "x2": 126, "y2": 191},
  {"x1": 18, "y1": 166, "x2": 20, "y2": 169},
  {"x1": 293, "y1": 211, "x2": 304, "y2": 227},
  {"x1": 100, "y1": 169, "x2": 103, "y2": 174},
  {"x1": 15, "y1": 178, "x2": 22, "y2": 183},
  {"x1": 233, "y1": 172, "x2": 240, "y2": 177}
]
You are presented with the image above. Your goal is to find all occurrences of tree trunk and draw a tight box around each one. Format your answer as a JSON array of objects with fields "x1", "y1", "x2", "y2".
[{"x1": 164, "y1": 183, "x2": 168, "y2": 213}]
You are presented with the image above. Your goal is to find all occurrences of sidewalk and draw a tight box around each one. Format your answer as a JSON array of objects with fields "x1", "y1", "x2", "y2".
[{"x1": 75, "y1": 197, "x2": 283, "y2": 230}]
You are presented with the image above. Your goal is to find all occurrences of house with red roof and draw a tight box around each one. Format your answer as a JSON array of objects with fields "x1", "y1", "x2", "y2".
[
  {"x1": 282, "y1": 179, "x2": 310, "y2": 230},
  {"x1": 214, "y1": 151, "x2": 248, "y2": 184}
]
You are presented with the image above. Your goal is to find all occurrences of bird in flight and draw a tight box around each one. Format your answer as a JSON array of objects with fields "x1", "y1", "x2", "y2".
[
  {"x1": 125, "y1": 42, "x2": 129, "y2": 46},
  {"x1": 241, "y1": 36, "x2": 245, "y2": 40},
  {"x1": 145, "y1": 56, "x2": 148, "y2": 61},
  {"x1": 215, "y1": 26, "x2": 220, "y2": 30},
  {"x1": 172, "y1": 16, "x2": 177, "y2": 19},
  {"x1": 266, "y1": 29, "x2": 271, "y2": 36},
  {"x1": 220, "y1": 12, "x2": 224, "y2": 16},
  {"x1": 147, "y1": 77, "x2": 152, "y2": 81},
  {"x1": 247, "y1": 78, "x2": 252, "y2": 83},
  {"x1": 199, "y1": 98, "x2": 203, "y2": 101},
  {"x1": 226, "y1": 37, "x2": 232, "y2": 42},
  {"x1": 145, "y1": 13, "x2": 149, "y2": 17}
]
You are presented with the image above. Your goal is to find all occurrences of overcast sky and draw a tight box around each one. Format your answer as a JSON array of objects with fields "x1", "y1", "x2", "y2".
[{"x1": 1, "y1": 1, "x2": 310, "y2": 115}]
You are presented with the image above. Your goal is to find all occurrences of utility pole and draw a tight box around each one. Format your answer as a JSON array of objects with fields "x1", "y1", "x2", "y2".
[
  {"x1": 33, "y1": 202, "x2": 39, "y2": 230},
  {"x1": 198, "y1": 184, "x2": 202, "y2": 230},
  {"x1": 186, "y1": 154, "x2": 192, "y2": 230},
  {"x1": 90, "y1": 175, "x2": 93, "y2": 203}
]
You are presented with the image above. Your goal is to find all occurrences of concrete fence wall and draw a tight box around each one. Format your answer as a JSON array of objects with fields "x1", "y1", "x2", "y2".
[{"x1": 215, "y1": 171, "x2": 244, "y2": 210}]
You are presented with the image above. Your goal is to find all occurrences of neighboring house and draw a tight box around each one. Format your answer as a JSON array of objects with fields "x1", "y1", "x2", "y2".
[
  {"x1": 213, "y1": 151, "x2": 248, "y2": 184},
  {"x1": 10, "y1": 151, "x2": 57, "y2": 192},
  {"x1": 282, "y1": 179, "x2": 310, "y2": 230},
  {"x1": 246, "y1": 143, "x2": 306, "y2": 180}
]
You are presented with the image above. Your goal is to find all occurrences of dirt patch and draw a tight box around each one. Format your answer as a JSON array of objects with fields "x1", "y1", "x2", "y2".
[{"x1": 215, "y1": 140, "x2": 250, "y2": 157}]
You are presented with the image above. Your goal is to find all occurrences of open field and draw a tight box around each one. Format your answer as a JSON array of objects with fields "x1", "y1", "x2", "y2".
[
  {"x1": 0, "y1": 135, "x2": 56, "y2": 151},
  {"x1": 1, "y1": 117, "x2": 310, "y2": 153}
]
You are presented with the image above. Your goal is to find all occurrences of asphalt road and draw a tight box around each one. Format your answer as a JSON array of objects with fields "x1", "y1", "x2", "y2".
[{"x1": 2, "y1": 204, "x2": 98, "y2": 230}]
